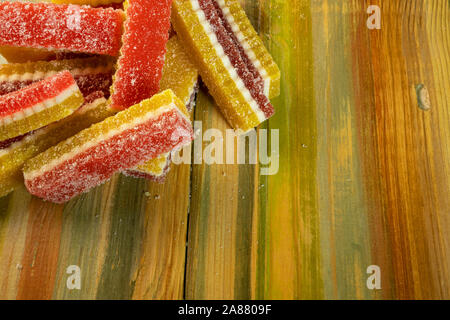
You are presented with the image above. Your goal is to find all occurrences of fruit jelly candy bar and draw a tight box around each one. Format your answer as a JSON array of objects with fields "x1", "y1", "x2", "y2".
[
  {"x1": 0, "y1": 56, "x2": 115, "y2": 98},
  {"x1": 172, "y1": 0, "x2": 280, "y2": 132},
  {"x1": 0, "y1": 92, "x2": 114, "y2": 198},
  {"x1": 214, "y1": 0, "x2": 280, "y2": 99},
  {"x1": 24, "y1": 89, "x2": 193, "y2": 203},
  {"x1": 124, "y1": 35, "x2": 198, "y2": 181},
  {"x1": 110, "y1": 0, "x2": 172, "y2": 110},
  {"x1": 0, "y1": 2, "x2": 124, "y2": 56},
  {"x1": 0, "y1": 71, "x2": 84, "y2": 141}
]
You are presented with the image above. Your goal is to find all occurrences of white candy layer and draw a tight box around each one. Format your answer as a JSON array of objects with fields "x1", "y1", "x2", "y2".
[
  {"x1": 25, "y1": 102, "x2": 189, "y2": 180},
  {"x1": 0, "y1": 97, "x2": 107, "y2": 158},
  {"x1": 190, "y1": 0, "x2": 267, "y2": 123},
  {"x1": 0, "y1": 83, "x2": 79, "y2": 126},
  {"x1": 215, "y1": 0, "x2": 271, "y2": 97}
]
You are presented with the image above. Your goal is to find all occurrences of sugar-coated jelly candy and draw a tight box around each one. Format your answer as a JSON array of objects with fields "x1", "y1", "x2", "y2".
[
  {"x1": 0, "y1": 56, "x2": 115, "y2": 98},
  {"x1": 0, "y1": 92, "x2": 114, "y2": 198},
  {"x1": 0, "y1": 2, "x2": 124, "y2": 56},
  {"x1": 124, "y1": 36, "x2": 198, "y2": 181},
  {"x1": 172, "y1": 0, "x2": 280, "y2": 132},
  {"x1": 24, "y1": 90, "x2": 194, "y2": 203},
  {"x1": 0, "y1": 71, "x2": 84, "y2": 141},
  {"x1": 110, "y1": 0, "x2": 173, "y2": 110}
]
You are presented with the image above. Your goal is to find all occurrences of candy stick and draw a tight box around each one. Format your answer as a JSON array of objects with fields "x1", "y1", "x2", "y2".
[
  {"x1": 172, "y1": 0, "x2": 280, "y2": 132},
  {"x1": 123, "y1": 36, "x2": 198, "y2": 181},
  {"x1": 0, "y1": 2, "x2": 124, "y2": 56},
  {"x1": 110, "y1": 0, "x2": 172, "y2": 110},
  {"x1": 0, "y1": 56, "x2": 115, "y2": 98},
  {"x1": 0, "y1": 92, "x2": 114, "y2": 198},
  {"x1": 0, "y1": 71, "x2": 84, "y2": 141},
  {"x1": 24, "y1": 89, "x2": 194, "y2": 203}
]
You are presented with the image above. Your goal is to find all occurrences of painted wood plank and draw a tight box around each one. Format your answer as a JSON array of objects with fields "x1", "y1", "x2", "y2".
[{"x1": 0, "y1": 0, "x2": 448, "y2": 300}]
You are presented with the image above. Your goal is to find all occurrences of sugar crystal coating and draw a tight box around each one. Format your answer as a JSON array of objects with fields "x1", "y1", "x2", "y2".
[
  {"x1": 0, "y1": 2, "x2": 124, "y2": 56},
  {"x1": 110, "y1": 0, "x2": 173, "y2": 110},
  {"x1": 0, "y1": 93, "x2": 113, "y2": 197},
  {"x1": 24, "y1": 90, "x2": 193, "y2": 203},
  {"x1": 0, "y1": 56, "x2": 115, "y2": 97},
  {"x1": 0, "y1": 71, "x2": 84, "y2": 141},
  {"x1": 218, "y1": 0, "x2": 280, "y2": 99},
  {"x1": 172, "y1": 0, "x2": 280, "y2": 131},
  {"x1": 198, "y1": 0, "x2": 273, "y2": 119},
  {"x1": 159, "y1": 36, "x2": 199, "y2": 108},
  {"x1": 125, "y1": 36, "x2": 198, "y2": 180}
]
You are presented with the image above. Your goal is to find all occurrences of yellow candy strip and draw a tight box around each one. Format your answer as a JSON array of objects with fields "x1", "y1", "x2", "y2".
[
  {"x1": 24, "y1": 89, "x2": 190, "y2": 175},
  {"x1": 0, "y1": 46, "x2": 56, "y2": 63},
  {"x1": 0, "y1": 95, "x2": 115, "y2": 197},
  {"x1": 125, "y1": 36, "x2": 198, "y2": 180},
  {"x1": 0, "y1": 71, "x2": 84, "y2": 141},
  {"x1": 159, "y1": 36, "x2": 199, "y2": 109},
  {"x1": 23, "y1": 90, "x2": 193, "y2": 203},
  {"x1": 172, "y1": 0, "x2": 279, "y2": 132},
  {"x1": 217, "y1": 0, "x2": 280, "y2": 99}
]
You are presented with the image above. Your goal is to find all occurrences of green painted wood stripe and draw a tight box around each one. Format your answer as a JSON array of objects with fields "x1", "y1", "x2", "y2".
[
  {"x1": 96, "y1": 175, "x2": 148, "y2": 299},
  {"x1": 185, "y1": 90, "x2": 213, "y2": 299},
  {"x1": 52, "y1": 181, "x2": 117, "y2": 299},
  {"x1": 312, "y1": 1, "x2": 373, "y2": 299},
  {"x1": 256, "y1": 0, "x2": 324, "y2": 299}
]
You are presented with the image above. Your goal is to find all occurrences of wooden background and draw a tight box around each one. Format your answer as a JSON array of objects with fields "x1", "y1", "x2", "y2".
[{"x1": 0, "y1": 0, "x2": 449, "y2": 300}]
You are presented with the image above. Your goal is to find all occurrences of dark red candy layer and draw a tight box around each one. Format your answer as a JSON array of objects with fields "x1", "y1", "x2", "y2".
[
  {"x1": 25, "y1": 109, "x2": 193, "y2": 203},
  {"x1": 0, "y1": 2, "x2": 124, "y2": 56},
  {"x1": 198, "y1": 0, "x2": 273, "y2": 119},
  {"x1": 210, "y1": 0, "x2": 264, "y2": 93}
]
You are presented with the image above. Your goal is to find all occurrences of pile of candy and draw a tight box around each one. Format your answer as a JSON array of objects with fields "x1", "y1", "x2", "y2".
[{"x1": 0, "y1": 0, "x2": 280, "y2": 203}]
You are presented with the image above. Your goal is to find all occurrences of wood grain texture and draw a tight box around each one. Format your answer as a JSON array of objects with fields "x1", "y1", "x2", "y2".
[{"x1": 0, "y1": 0, "x2": 449, "y2": 300}]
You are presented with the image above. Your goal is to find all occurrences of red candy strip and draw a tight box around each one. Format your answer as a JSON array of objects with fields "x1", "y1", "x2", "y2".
[
  {"x1": 0, "y1": 2, "x2": 124, "y2": 56},
  {"x1": 110, "y1": 0, "x2": 172, "y2": 110},
  {"x1": 0, "y1": 71, "x2": 77, "y2": 119}
]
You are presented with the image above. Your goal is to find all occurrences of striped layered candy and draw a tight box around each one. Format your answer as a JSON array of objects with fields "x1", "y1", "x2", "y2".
[
  {"x1": 110, "y1": 0, "x2": 172, "y2": 110},
  {"x1": 0, "y1": 2, "x2": 124, "y2": 56},
  {"x1": 24, "y1": 90, "x2": 194, "y2": 203},
  {"x1": 172, "y1": 0, "x2": 280, "y2": 132},
  {"x1": 0, "y1": 93, "x2": 114, "y2": 197},
  {"x1": 0, "y1": 71, "x2": 84, "y2": 141},
  {"x1": 124, "y1": 36, "x2": 199, "y2": 181},
  {"x1": 0, "y1": 57, "x2": 115, "y2": 98}
]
